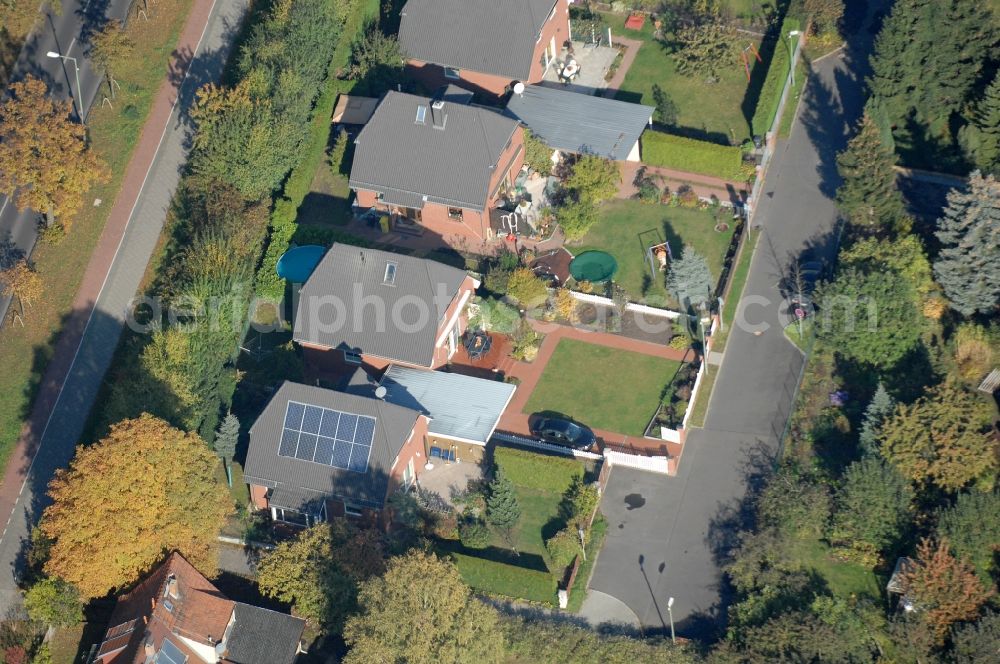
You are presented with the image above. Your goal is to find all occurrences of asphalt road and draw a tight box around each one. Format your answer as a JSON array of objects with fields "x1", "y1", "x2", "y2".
[
  {"x1": 0, "y1": 0, "x2": 248, "y2": 610},
  {"x1": 0, "y1": 0, "x2": 133, "y2": 321},
  {"x1": 589, "y1": 10, "x2": 880, "y2": 639}
]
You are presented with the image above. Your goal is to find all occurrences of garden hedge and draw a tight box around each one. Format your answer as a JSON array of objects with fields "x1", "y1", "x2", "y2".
[
  {"x1": 493, "y1": 446, "x2": 584, "y2": 494},
  {"x1": 255, "y1": 0, "x2": 379, "y2": 301},
  {"x1": 449, "y1": 550, "x2": 558, "y2": 605},
  {"x1": 750, "y1": 16, "x2": 802, "y2": 138},
  {"x1": 640, "y1": 130, "x2": 745, "y2": 182}
]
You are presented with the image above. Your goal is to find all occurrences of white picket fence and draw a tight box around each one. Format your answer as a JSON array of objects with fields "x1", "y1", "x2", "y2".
[
  {"x1": 604, "y1": 449, "x2": 672, "y2": 475},
  {"x1": 566, "y1": 290, "x2": 685, "y2": 319}
]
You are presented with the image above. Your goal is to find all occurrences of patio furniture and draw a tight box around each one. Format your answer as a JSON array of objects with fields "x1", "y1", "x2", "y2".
[
  {"x1": 559, "y1": 59, "x2": 580, "y2": 83},
  {"x1": 464, "y1": 331, "x2": 493, "y2": 361},
  {"x1": 569, "y1": 250, "x2": 618, "y2": 284},
  {"x1": 430, "y1": 446, "x2": 442, "y2": 459}
]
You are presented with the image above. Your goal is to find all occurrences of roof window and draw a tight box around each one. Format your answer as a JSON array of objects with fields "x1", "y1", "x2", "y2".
[
  {"x1": 415, "y1": 105, "x2": 427, "y2": 124},
  {"x1": 384, "y1": 262, "x2": 398, "y2": 285}
]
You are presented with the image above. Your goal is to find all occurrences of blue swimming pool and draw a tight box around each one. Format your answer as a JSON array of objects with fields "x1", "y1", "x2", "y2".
[{"x1": 276, "y1": 245, "x2": 327, "y2": 283}]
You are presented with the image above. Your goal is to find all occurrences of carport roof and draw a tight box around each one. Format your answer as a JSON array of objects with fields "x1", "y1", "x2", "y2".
[{"x1": 506, "y1": 85, "x2": 653, "y2": 160}]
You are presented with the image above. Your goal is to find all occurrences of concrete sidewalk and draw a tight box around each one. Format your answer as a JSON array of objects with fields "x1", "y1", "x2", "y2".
[{"x1": 0, "y1": 0, "x2": 248, "y2": 611}]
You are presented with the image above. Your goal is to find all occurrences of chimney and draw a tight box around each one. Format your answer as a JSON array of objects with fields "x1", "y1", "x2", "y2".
[
  {"x1": 166, "y1": 573, "x2": 178, "y2": 599},
  {"x1": 431, "y1": 100, "x2": 447, "y2": 130}
]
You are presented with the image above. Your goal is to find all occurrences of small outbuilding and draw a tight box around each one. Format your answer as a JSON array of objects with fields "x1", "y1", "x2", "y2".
[
  {"x1": 332, "y1": 94, "x2": 379, "y2": 126},
  {"x1": 505, "y1": 84, "x2": 654, "y2": 162}
]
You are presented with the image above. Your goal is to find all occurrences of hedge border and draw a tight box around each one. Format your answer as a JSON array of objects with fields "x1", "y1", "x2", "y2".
[
  {"x1": 449, "y1": 550, "x2": 558, "y2": 606},
  {"x1": 254, "y1": 0, "x2": 379, "y2": 300},
  {"x1": 640, "y1": 130, "x2": 745, "y2": 182},
  {"x1": 750, "y1": 16, "x2": 802, "y2": 138}
]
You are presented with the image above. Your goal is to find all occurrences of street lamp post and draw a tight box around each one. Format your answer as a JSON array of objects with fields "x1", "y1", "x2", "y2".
[
  {"x1": 46, "y1": 50, "x2": 83, "y2": 122},
  {"x1": 787, "y1": 30, "x2": 802, "y2": 86},
  {"x1": 667, "y1": 596, "x2": 676, "y2": 643}
]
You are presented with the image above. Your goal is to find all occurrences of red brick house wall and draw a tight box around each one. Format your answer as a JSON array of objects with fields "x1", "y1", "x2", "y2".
[
  {"x1": 404, "y1": 0, "x2": 570, "y2": 97},
  {"x1": 353, "y1": 128, "x2": 524, "y2": 247}
]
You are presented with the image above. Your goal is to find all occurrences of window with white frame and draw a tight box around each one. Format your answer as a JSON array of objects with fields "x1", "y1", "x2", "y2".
[
  {"x1": 344, "y1": 350, "x2": 363, "y2": 364},
  {"x1": 444, "y1": 67, "x2": 460, "y2": 79}
]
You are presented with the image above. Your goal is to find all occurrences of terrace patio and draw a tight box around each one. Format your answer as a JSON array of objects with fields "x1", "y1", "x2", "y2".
[{"x1": 539, "y1": 40, "x2": 621, "y2": 96}]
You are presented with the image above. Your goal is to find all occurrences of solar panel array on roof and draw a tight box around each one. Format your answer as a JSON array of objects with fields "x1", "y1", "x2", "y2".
[
  {"x1": 278, "y1": 401, "x2": 375, "y2": 474},
  {"x1": 156, "y1": 638, "x2": 187, "y2": 664}
]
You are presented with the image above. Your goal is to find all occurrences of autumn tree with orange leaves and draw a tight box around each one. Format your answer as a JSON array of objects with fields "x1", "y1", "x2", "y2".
[
  {"x1": 40, "y1": 415, "x2": 233, "y2": 598},
  {"x1": 0, "y1": 259, "x2": 43, "y2": 320},
  {"x1": 0, "y1": 76, "x2": 109, "y2": 231},
  {"x1": 902, "y1": 538, "x2": 995, "y2": 644}
]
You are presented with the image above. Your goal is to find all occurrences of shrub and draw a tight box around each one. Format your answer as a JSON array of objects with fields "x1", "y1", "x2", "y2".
[
  {"x1": 510, "y1": 321, "x2": 543, "y2": 361},
  {"x1": 330, "y1": 127, "x2": 349, "y2": 176},
  {"x1": 553, "y1": 288, "x2": 576, "y2": 321},
  {"x1": 641, "y1": 130, "x2": 745, "y2": 181},
  {"x1": 493, "y1": 447, "x2": 584, "y2": 493},
  {"x1": 556, "y1": 198, "x2": 599, "y2": 240},
  {"x1": 523, "y1": 129, "x2": 554, "y2": 174},
  {"x1": 564, "y1": 154, "x2": 620, "y2": 204},
  {"x1": 23, "y1": 578, "x2": 83, "y2": 627},
  {"x1": 560, "y1": 476, "x2": 599, "y2": 527},
  {"x1": 458, "y1": 517, "x2": 491, "y2": 549},
  {"x1": 751, "y1": 17, "x2": 801, "y2": 137},
  {"x1": 469, "y1": 297, "x2": 521, "y2": 334},
  {"x1": 953, "y1": 323, "x2": 996, "y2": 381},
  {"x1": 506, "y1": 268, "x2": 548, "y2": 307},
  {"x1": 484, "y1": 268, "x2": 512, "y2": 295},
  {"x1": 545, "y1": 527, "x2": 580, "y2": 570}
]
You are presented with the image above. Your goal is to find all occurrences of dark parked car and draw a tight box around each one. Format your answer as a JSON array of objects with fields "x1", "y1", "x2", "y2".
[
  {"x1": 529, "y1": 417, "x2": 597, "y2": 451},
  {"x1": 781, "y1": 260, "x2": 825, "y2": 314}
]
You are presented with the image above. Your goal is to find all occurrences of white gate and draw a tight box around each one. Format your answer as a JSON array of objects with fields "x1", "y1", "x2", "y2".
[{"x1": 604, "y1": 449, "x2": 672, "y2": 475}]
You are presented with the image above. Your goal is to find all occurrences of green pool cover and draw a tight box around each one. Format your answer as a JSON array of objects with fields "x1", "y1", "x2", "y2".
[{"x1": 569, "y1": 250, "x2": 618, "y2": 283}]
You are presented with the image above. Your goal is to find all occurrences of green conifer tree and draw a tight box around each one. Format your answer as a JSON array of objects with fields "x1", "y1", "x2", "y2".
[
  {"x1": 859, "y1": 383, "x2": 895, "y2": 456},
  {"x1": 960, "y1": 72, "x2": 1000, "y2": 176},
  {"x1": 933, "y1": 171, "x2": 1000, "y2": 316},
  {"x1": 835, "y1": 113, "x2": 909, "y2": 233},
  {"x1": 214, "y1": 413, "x2": 240, "y2": 487},
  {"x1": 486, "y1": 467, "x2": 521, "y2": 551},
  {"x1": 867, "y1": 0, "x2": 933, "y2": 126}
]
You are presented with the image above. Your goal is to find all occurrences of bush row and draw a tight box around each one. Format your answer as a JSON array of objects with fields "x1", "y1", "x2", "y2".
[
  {"x1": 255, "y1": 0, "x2": 379, "y2": 301},
  {"x1": 640, "y1": 130, "x2": 746, "y2": 182},
  {"x1": 750, "y1": 16, "x2": 802, "y2": 137},
  {"x1": 493, "y1": 446, "x2": 584, "y2": 494}
]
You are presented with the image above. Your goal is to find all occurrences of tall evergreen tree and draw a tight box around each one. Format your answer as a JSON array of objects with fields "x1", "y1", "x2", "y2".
[
  {"x1": 666, "y1": 246, "x2": 713, "y2": 311},
  {"x1": 486, "y1": 467, "x2": 521, "y2": 550},
  {"x1": 933, "y1": 171, "x2": 1000, "y2": 316},
  {"x1": 867, "y1": 0, "x2": 933, "y2": 126},
  {"x1": 920, "y1": 1, "x2": 998, "y2": 122},
  {"x1": 828, "y1": 457, "x2": 913, "y2": 563},
  {"x1": 214, "y1": 413, "x2": 239, "y2": 487},
  {"x1": 835, "y1": 113, "x2": 909, "y2": 233},
  {"x1": 859, "y1": 382, "x2": 895, "y2": 456},
  {"x1": 960, "y1": 71, "x2": 1000, "y2": 176}
]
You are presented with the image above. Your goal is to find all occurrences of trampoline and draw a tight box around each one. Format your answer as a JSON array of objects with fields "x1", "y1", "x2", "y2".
[
  {"x1": 276, "y1": 245, "x2": 326, "y2": 283},
  {"x1": 569, "y1": 250, "x2": 618, "y2": 284}
]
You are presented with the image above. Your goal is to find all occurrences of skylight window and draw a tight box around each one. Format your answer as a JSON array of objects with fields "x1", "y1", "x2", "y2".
[
  {"x1": 415, "y1": 105, "x2": 427, "y2": 124},
  {"x1": 383, "y1": 262, "x2": 398, "y2": 285}
]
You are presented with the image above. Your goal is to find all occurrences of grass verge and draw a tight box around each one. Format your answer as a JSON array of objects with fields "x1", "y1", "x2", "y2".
[
  {"x1": 711, "y1": 227, "x2": 757, "y2": 352},
  {"x1": 685, "y1": 363, "x2": 717, "y2": 429},
  {"x1": 778, "y1": 57, "x2": 808, "y2": 139},
  {"x1": 524, "y1": 338, "x2": 682, "y2": 436},
  {"x1": 783, "y1": 318, "x2": 813, "y2": 351},
  {"x1": 0, "y1": 0, "x2": 194, "y2": 466},
  {"x1": 566, "y1": 515, "x2": 608, "y2": 613}
]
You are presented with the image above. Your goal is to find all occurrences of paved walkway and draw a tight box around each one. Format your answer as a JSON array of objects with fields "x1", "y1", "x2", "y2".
[
  {"x1": 0, "y1": 0, "x2": 248, "y2": 610},
  {"x1": 497, "y1": 320, "x2": 686, "y2": 463},
  {"x1": 602, "y1": 36, "x2": 642, "y2": 98}
]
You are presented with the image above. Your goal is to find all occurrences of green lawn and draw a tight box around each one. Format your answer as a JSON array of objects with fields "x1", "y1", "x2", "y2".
[
  {"x1": 604, "y1": 11, "x2": 760, "y2": 144},
  {"x1": 566, "y1": 516, "x2": 608, "y2": 612},
  {"x1": 788, "y1": 538, "x2": 883, "y2": 601},
  {"x1": 525, "y1": 338, "x2": 682, "y2": 436},
  {"x1": 297, "y1": 156, "x2": 354, "y2": 228},
  {"x1": 490, "y1": 486, "x2": 564, "y2": 558},
  {"x1": 574, "y1": 199, "x2": 735, "y2": 304}
]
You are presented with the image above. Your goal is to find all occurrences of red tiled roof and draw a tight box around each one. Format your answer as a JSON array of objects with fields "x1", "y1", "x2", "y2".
[{"x1": 96, "y1": 552, "x2": 234, "y2": 663}]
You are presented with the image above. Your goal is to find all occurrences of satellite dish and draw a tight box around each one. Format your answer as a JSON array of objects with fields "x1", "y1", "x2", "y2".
[
  {"x1": 512, "y1": 81, "x2": 525, "y2": 96},
  {"x1": 374, "y1": 385, "x2": 387, "y2": 399}
]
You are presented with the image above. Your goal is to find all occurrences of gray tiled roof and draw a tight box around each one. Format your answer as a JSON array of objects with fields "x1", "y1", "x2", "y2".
[
  {"x1": 226, "y1": 604, "x2": 305, "y2": 664},
  {"x1": 399, "y1": 0, "x2": 557, "y2": 80},
  {"x1": 348, "y1": 91, "x2": 519, "y2": 211},
  {"x1": 244, "y1": 381, "x2": 421, "y2": 509},
  {"x1": 379, "y1": 365, "x2": 517, "y2": 443},
  {"x1": 293, "y1": 243, "x2": 471, "y2": 367},
  {"x1": 506, "y1": 84, "x2": 653, "y2": 160}
]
